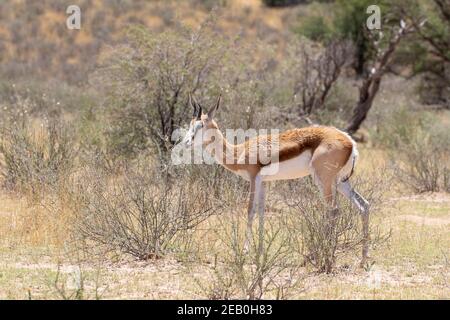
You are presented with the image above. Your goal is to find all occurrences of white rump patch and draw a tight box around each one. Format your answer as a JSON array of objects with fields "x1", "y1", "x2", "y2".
[{"x1": 335, "y1": 128, "x2": 359, "y2": 182}]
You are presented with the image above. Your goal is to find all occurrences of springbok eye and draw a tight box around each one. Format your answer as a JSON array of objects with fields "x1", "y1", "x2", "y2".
[{"x1": 194, "y1": 122, "x2": 203, "y2": 132}]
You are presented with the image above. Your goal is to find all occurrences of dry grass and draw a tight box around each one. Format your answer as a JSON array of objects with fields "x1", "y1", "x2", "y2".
[
  {"x1": 0, "y1": 150, "x2": 449, "y2": 299},
  {"x1": 0, "y1": 190, "x2": 448, "y2": 299}
]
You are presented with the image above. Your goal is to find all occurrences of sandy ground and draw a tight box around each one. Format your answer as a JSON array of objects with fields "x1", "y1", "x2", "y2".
[{"x1": 0, "y1": 191, "x2": 449, "y2": 299}]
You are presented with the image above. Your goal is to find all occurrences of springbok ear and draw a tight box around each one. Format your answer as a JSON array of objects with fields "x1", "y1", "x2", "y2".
[
  {"x1": 207, "y1": 94, "x2": 221, "y2": 119},
  {"x1": 192, "y1": 94, "x2": 202, "y2": 119},
  {"x1": 188, "y1": 92, "x2": 202, "y2": 119}
]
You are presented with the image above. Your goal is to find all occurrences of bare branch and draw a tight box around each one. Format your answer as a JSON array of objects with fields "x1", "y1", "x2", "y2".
[{"x1": 294, "y1": 40, "x2": 354, "y2": 118}]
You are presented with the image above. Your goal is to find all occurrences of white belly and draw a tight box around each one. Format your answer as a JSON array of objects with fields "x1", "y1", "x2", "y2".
[{"x1": 260, "y1": 150, "x2": 312, "y2": 181}]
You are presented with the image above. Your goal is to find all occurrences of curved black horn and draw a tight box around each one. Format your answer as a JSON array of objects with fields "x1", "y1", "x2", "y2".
[
  {"x1": 192, "y1": 95, "x2": 202, "y2": 119},
  {"x1": 207, "y1": 94, "x2": 221, "y2": 119},
  {"x1": 189, "y1": 92, "x2": 198, "y2": 117}
]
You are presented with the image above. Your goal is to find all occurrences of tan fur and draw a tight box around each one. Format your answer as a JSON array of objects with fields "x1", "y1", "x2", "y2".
[{"x1": 202, "y1": 118, "x2": 354, "y2": 184}]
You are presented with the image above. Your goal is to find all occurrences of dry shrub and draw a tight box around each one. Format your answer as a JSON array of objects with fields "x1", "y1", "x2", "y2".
[
  {"x1": 287, "y1": 194, "x2": 361, "y2": 273},
  {"x1": 394, "y1": 127, "x2": 450, "y2": 193},
  {"x1": 281, "y1": 175, "x2": 389, "y2": 273},
  {"x1": 374, "y1": 106, "x2": 449, "y2": 193},
  {"x1": 292, "y1": 40, "x2": 354, "y2": 119},
  {"x1": 0, "y1": 119, "x2": 77, "y2": 199},
  {"x1": 71, "y1": 161, "x2": 222, "y2": 260},
  {"x1": 196, "y1": 185, "x2": 304, "y2": 300},
  {"x1": 372, "y1": 106, "x2": 432, "y2": 149},
  {"x1": 198, "y1": 213, "x2": 303, "y2": 300}
]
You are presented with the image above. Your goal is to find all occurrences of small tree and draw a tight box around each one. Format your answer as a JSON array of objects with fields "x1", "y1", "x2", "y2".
[
  {"x1": 334, "y1": 0, "x2": 386, "y2": 74},
  {"x1": 408, "y1": 0, "x2": 450, "y2": 107},
  {"x1": 346, "y1": 14, "x2": 425, "y2": 134},
  {"x1": 98, "y1": 18, "x2": 230, "y2": 160}
]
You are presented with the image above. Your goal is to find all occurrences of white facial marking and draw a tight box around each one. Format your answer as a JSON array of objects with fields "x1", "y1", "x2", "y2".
[{"x1": 182, "y1": 120, "x2": 203, "y2": 147}]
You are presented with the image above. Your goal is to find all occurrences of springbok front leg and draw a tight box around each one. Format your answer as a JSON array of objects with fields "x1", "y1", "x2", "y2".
[
  {"x1": 337, "y1": 180, "x2": 370, "y2": 266},
  {"x1": 244, "y1": 176, "x2": 257, "y2": 252},
  {"x1": 257, "y1": 175, "x2": 266, "y2": 255},
  {"x1": 244, "y1": 175, "x2": 263, "y2": 252}
]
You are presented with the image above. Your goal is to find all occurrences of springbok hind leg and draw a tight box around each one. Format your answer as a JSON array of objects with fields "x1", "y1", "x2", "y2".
[
  {"x1": 312, "y1": 172, "x2": 338, "y2": 218},
  {"x1": 310, "y1": 147, "x2": 345, "y2": 220},
  {"x1": 337, "y1": 180, "x2": 370, "y2": 267}
]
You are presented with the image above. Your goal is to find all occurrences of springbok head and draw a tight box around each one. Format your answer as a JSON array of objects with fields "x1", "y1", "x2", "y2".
[{"x1": 181, "y1": 93, "x2": 221, "y2": 148}]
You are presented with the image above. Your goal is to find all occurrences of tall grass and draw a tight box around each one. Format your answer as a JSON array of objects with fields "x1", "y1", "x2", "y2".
[{"x1": 0, "y1": 119, "x2": 77, "y2": 199}]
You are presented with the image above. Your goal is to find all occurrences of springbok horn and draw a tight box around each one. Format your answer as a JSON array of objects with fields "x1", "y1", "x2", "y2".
[
  {"x1": 207, "y1": 94, "x2": 221, "y2": 119},
  {"x1": 189, "y1": 92, "x2": 198, "y2": 118},
  {"x1": 192, "y1": 95, "x2": 202, "y2": 119}
]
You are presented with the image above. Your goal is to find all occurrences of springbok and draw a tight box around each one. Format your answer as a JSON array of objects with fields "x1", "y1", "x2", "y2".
[{"x1": 180, "y1": 94, "x2": 370, "y2": 266}]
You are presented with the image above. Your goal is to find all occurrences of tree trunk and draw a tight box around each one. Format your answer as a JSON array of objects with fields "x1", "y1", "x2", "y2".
[
  {"x1": 346, "y1": 77, "x2": 381, "y2": 134},
  {"x1": 346, "y1": 18, "x2": 420, "y2": 134}
]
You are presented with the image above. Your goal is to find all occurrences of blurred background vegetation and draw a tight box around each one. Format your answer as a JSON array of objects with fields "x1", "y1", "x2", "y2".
[{"x1": 1, "y1": 0, "x2": 448, "y2": 162}]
